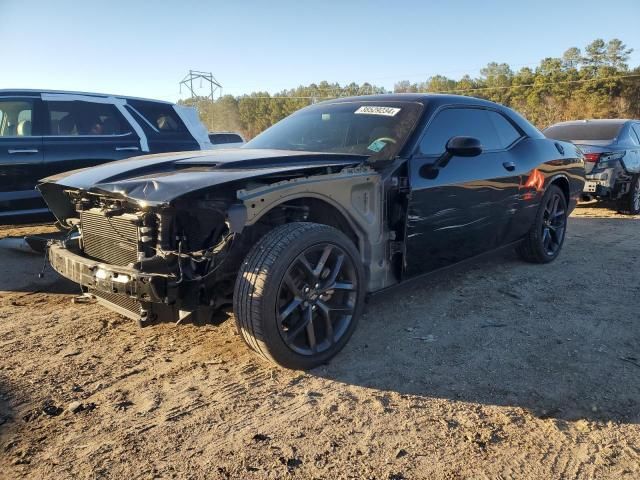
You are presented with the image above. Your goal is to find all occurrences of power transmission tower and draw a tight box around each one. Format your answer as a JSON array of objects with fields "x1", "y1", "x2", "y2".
[
  {"x1": 179, "y1": 70, "x2": 222, "y2": 131},
  {"x1": 179, "y1": 70, "x2": 222, "y2": 101}
]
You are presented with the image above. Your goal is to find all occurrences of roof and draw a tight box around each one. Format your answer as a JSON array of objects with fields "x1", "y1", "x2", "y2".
[
  {"x1": 0, "y1": 88, "x2": 174, "y2": 105},
  {"x1": 313, "y1": 92, "x2": 544, "y2": 140},
  {"x1": 317, "y1": 93, "x2": 503, "y2": 108}
]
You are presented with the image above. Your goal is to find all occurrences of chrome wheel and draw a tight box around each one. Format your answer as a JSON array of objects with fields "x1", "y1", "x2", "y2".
[
  {"x1": 541, "y1": 191, "x2": 566, "y2": 256},
  {"x1": 276, "y1": 243, "x2": 358, "y2": 356},
  {"x1": 633, "y1": 177, "x2": 640, "y2": 212}
]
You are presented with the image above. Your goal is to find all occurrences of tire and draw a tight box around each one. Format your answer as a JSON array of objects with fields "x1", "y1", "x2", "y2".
[
  {"x1": 616, "y1": 175, "x2": 640, "y2": 215},
  {"x1": 233, "y1": 222, "x2": 365, "y2": 369},
  {"x1": 517, "y1": 184, "x2": 568, "y2": 264}
]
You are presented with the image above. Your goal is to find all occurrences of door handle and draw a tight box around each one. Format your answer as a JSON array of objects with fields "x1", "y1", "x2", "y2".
[
  {"x1": 115, "y1": 146, "x2": 140, "y2": 152},
  {"x1": 502, "y1": 161, "x2": 516, "y2": 172},
  {"x1": 8, "y1": 149, "x2": 39, "y2": 154}
]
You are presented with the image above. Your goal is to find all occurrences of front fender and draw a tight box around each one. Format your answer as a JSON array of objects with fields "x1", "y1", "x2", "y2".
[{"x1": 233, "y1": 167, "x2": 395, "y2": 291}]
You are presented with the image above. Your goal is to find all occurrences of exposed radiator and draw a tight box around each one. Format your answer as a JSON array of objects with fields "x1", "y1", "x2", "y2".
[{"x1": 80, "y1": 210, "x2": 140, "y2": 266}]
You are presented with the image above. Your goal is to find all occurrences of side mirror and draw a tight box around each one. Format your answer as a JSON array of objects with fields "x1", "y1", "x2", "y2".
[
  {"x1": 419, "y1": 136, "x2": 484, "y2": 179},
  {"x1": 446, "y1": 136, "x2": 483, "y2": 157}
]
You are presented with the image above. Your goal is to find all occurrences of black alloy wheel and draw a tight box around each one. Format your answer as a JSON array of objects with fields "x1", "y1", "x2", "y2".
[
  {"x1": 517, "y1": 184, "x2": 568, "y2": 263},
  {"x1": 234, "y1": 222, "x2": 365, "y2": 369},
  {"x1": 276, "y1": 243, "x2": 358, "y2": 356},
  {"x1": 540, "y1": 190, "x2": 567, "y2": 256}
]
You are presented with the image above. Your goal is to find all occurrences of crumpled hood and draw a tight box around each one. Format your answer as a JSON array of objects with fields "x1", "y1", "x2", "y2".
[{"x1": 38, "y1": 148, "x2": 365, "y2": 207}]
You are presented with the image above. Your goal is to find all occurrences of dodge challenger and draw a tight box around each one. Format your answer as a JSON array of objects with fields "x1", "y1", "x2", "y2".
[{"x1": 38, "y1": 94, "x2": 585, "y2": 369}]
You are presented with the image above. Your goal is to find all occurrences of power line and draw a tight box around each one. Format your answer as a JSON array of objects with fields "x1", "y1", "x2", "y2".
[
  {"x1": 228, "y1": 73, "x2": 640, "y2": 100},
  {"x1": 428, "y1": 73, "x2": 640, "y2": 94}
]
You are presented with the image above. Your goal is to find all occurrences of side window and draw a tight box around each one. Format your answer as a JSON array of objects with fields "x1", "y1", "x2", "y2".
[
  {"x1": 420, "y1": 108, "x2": 520, "y2": 155},
  {"x1": 45, "y1": 101, "x2": 132, "y2": 136},
  {"x1": 127, "y1": 101, "x2": 186, "y2": 134},
  {"x1": 0, "y1": 99, "x2": 35, "y2": 137},
  {"x1": 487, "y1": 110, "x2": 521, "y2": 147}
]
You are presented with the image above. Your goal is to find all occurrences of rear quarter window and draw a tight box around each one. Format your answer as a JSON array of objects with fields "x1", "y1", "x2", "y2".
[{"x1": 127, "y1": 101, "x2": 187, "y2": 135}]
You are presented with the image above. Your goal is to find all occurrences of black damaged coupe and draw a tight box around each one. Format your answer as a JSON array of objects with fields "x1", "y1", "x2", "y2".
[{"x1": 40, "y1": 94, "x2": 585, "y2": 368}]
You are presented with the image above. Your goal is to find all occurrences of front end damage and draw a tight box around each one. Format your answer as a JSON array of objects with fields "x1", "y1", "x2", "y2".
[
  {"x1": 46, "y1": 193, "x2": 239, "y2": 325},
  {"x1": 39, "y1": 161, "x2": 390, "y2": 326}
]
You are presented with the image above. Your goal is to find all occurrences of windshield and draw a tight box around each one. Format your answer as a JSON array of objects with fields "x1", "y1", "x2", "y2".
[
  {"x1": 544, "y1": 123, "x2": 623, "y2": 142},
  {"x1": 244, "y1": 101, "x2": 423, "y2": 160}
]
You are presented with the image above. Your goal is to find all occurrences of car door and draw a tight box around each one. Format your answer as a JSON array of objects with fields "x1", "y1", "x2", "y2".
[
  {"x1": 0, "y1": 96, "x2": 46, "y2": 217},
  {"x1": 42, "y1": 99, "x2": 142, "y2": 176},
  {"x1": 404, "y1": 106, "x2": 524, "y2": 277}
]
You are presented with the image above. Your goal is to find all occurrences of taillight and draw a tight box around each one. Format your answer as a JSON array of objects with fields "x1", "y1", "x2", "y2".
[{"x1": 584, "y1": 153, "x2": 602, "y2": 163}]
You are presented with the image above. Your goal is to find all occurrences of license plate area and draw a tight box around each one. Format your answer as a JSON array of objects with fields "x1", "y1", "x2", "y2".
[{"x1": 584, "y1": 181, "x2": 597, "y2": 193}]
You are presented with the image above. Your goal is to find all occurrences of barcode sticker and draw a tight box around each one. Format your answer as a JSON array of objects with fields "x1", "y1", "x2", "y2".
[{"x1": 354, "y1": 106, "x2": 401, "y2": 116}]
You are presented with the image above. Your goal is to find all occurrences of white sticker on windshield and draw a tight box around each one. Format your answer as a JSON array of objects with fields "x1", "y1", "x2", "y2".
[{"x1": 354, "y1": 106, "x2": 401, "y2": 117}]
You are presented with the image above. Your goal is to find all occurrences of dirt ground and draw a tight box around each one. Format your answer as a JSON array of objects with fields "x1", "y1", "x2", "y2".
[{"x1": 0, "y1": 203, "x2": 639, "y2": 479}]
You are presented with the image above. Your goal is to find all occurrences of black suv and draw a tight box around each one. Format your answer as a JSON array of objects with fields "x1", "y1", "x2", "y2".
[
  {"x1": 544, "y1": 119, "x2": 640, "y2": 214},
  {"x1": 0, "y1": 90, "x2": 212, "y2": 222}
]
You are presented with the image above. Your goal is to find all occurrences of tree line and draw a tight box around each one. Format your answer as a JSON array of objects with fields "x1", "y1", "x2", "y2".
[{"x1": 180, "y1": 38, "x2": 639, "y2": 139}]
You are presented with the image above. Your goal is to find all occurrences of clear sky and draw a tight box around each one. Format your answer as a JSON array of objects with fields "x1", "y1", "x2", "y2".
[{"x1": 1, "y1": 0, "x2": 639, "y2": 102}]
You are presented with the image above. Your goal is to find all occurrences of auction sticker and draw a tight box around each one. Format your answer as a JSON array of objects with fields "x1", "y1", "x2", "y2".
[{"x1": 354, "y1": 106, "x2": 401, "y2": 116}]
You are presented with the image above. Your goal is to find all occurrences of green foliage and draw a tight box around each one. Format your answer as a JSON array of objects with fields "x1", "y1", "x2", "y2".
[
  {"x1": 181, "y1": 38, "x2": 638, "y2": 138},
  {"x1": 391, "y1": 38, "x2": 638, "y2": 128}
]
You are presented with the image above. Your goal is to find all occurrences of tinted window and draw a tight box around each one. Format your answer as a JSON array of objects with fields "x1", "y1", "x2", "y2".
[
  {"x1": 632, "y1": 125, "x2": 640, "y2": 145},
  {"x1": 544, "y1": 123, "x2": 623, "y2": 142},
  {"x1": 0, "y1": 99, "x2": 34, "y2": 137},
  {"x1": 245, "y1": 101, "x2": 423, "y2": 160},
  {"x1": 209, "y1": 133, "x2": 243, "y2": 144},
  {"x1": 128, "y1": 101, "x2": 185, "y2": 133},
  {"x1": 488, "y1": 111, "x2": 521, "y2": 147},
  {"x1": 46, "y1": 101, "x2": 131, "y2": 136},
  {"x1": 420, "y1": 108, "x2": 519, "y2": 155}
]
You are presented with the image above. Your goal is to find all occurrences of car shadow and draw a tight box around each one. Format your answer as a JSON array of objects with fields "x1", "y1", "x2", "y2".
[
  {"x1": 310, "y1": 217, "x2": 640, "y2": 424},
  {"x1": 0, "y1": 378, "x2": 15, "y2": 436}
]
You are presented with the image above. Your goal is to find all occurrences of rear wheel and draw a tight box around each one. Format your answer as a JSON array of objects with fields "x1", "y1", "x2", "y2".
[
  {"x1": 234, "y1": 222, "x2": 365, "y2": 369},
  {"x1": 517, "y1": 184, "x2": 568, "y2": 263},
  {"x1": 616, "y1": 175, "x2": 640, "y2": 215}
]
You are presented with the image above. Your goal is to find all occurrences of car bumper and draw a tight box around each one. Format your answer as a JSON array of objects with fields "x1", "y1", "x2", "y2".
[
  {"x1": 583, "y1": 168, "x2": 616, "y2": 197},
  {"x1": 48, "y1": 242, "x2": 173, "y2": 322}
]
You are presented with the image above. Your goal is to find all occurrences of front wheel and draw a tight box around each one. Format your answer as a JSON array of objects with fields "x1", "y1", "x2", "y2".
[
  {"x1": 234, "y1": 222, "x2": 365, "y2": 369},
  {"x1": 517, "y1": 184, "x2": 568, "y2": 263},
  {"x1": 617, "y1": 175, "x2": 640, "y2": 215}
]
